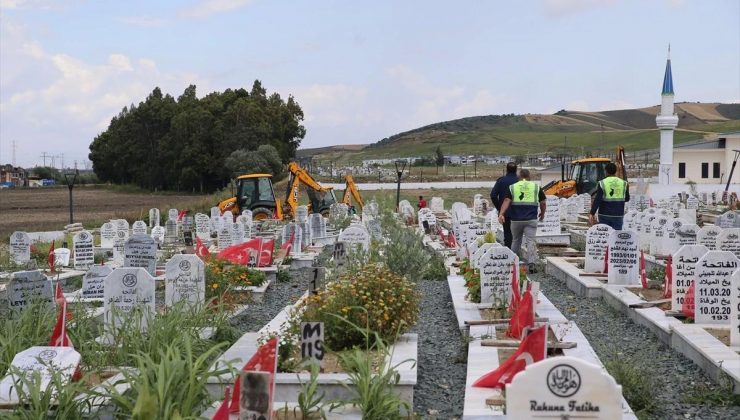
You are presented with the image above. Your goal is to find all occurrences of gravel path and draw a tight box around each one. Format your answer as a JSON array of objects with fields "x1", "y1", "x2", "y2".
[
  {"x1": 535, "y1": 271, "x2": 740, "y2": 419},
  {"x1": 230, "y1": 272, "x2": 310, "y2": 333},
  {"x1": 411, "y1": 280, "x2": 466, "y2": 419}
]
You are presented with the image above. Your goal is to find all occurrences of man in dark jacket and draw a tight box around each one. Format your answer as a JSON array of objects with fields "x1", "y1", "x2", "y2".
[
  {"x1": 490, "y1": 162, "x2": 518, "y2": 248},
  {"x1": 589, "y1": 162, "x2": 630, "y2": 230}
]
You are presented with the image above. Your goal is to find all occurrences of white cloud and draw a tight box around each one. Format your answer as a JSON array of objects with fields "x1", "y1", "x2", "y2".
[
  {"x1": 116, "y1": 16, "x2": 168, "y2": 28},
  {"x1": 543, "y1": 0, "x2": 619, "y2": 17},
  {"x1": 289, "y1": 84, "x2": 369, "y2": 126},
  {"x1": 180, "y1": 0, "x2": 255, "y2": 18},
  {"x1": 0, "y1": 23, "x2": 208, "y2": 166}
]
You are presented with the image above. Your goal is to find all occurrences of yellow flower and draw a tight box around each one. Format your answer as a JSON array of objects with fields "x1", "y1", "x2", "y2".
[{"x1": 212, "y1": 283, "x2": 219, "y2": 289}]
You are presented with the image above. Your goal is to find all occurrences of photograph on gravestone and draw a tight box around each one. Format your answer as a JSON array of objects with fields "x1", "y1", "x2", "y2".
[
  {"x1": 300, "y1": 322, "x2": 325, "y2": 367},
  {"x1": 694, "y1": 251, "x2": 738, "y2": 325},
  {"x1": 239, "y1": 371, "x2": 271, "y2": 419},
  {"x1": 73, "y1": 230, "x2": 95, "y2": 269},
  {"x1": 585, "y1": 224, "x2": 613, "y2": 273},
  {"x1": 104, "y1": 267, "x2": 156, "y2": 329},
  {"x1": 123, "y1": 234, "x2": 158, "y2": 276},
  {"x1": 671, "y1": 245, "x2": 709, "y2": 310},
  {"x1": 165, "y1": 254, "x2": 205, "y2": 307},
  {"x1": 0, "y1": 346, "x2": 81, "y2": 405},
  {"x1": 9, "y1": 231, "x2": 31, "y2": 264},
  {"x1": 82, "y1": 265, "x2": 113, "y2": 299},
  {"x1": 506, "y1": 356, "x2": 624, "y2": 420},
  {"x1": 479, "y1": 247, "x2": 518, "y2": 305},
  {"x1": 607, "y1": 230, "x2": 639, "y2": 285},
  {"x1": 8, "y1": 270, "x2": 53, "y2": 311}
]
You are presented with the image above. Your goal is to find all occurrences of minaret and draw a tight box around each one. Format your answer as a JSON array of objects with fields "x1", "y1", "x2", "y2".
[{"x1": 656, "y1": 46, "x2": 678, "y2": 185}]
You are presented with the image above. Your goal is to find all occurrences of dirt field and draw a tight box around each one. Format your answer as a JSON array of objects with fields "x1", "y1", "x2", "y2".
[{"x1": 0, "y1": 186, "x2": 216, "y2": 239}]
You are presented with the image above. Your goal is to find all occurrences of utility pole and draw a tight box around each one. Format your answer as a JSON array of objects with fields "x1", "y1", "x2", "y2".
[
  {"x1": 12, "y1": 140, "x2": 17, "y2": 166},
  {"x1": 40, "y1": 152, "x2": 50, "y2": 167}
]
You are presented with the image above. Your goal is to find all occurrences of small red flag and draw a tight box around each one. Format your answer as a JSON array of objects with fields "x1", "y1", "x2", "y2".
[
  {"x1": 258, "y1": 239, "x2": 275, "y2": 267},
  {"x1": 219, "y1": 238, "x2": 263, "y2": 266},
  {"x1": 195, "y1": 238, "x2": 211, "y2": 260},
  {"x1": 229, "y1": 337, "x2": 278, "y2": 413},
  {"x1": 280, "y1": 232, "x2": 295, "y2": 255},
  {"x1": 48, "y1": 240, "x2": 56, "y2": 273},
  {"x1": 507, "y1": 290, "x2": 535, "y2": 339},
  {"x1": 508, "y1": 262, "x2": 521, "y2": 315},
  {"x1": 640, "y1": 250, "x2": 648, "y2": 289},
  {"x1": 662, "y1": 256, "x2": 673, "y2": 299},
  {"x1": 49, "y1": 299, "x2": 73, "y2": 348},
  {"x1": 603, "y1": 245, "x2": 609, "y2": 274},
  {"x1": 177, "y1": 210, "x2": 187, "y2": 221},
  {"x1": 211, "y1": 386, "x2": 231, "y2": 420},
  {"x1": 473, "y1": 325, "x2": 547, "y2": 388},
  {"x1": 681, "y1": 282, "x2": 695, "y2": 318}
]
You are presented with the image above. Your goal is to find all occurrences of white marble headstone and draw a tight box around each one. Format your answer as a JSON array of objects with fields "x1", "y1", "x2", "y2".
[
  {"x1": 73, "y1": 230, "x2": 94, "y2": 269},
  {"x1": 585, "y1": 224, "x2": 613, "y2": 273},
  {"x1": 7, "y1": 270, "x2": 53, "y2": 311},
  {"x1": 717, "y1": 228, "x2": 740, "y2": 259},
  {"x1": 731, "y1": 269, "x2": 740, "y2": 347},
  {"x1": 338, "y1": 225, "x2": 370, "y2": 252},
  {"x1": 165, "y1": 254, "x2": 205, "y2": 307},
  {"x1": 479, "y1": 246, "x2": 518, "y2": 305},
  {"x1": 53, "y1": 248, "x2": 71, "y2": 267},
  {"x1": 100, "y1": 222, "x2": 116, "y2": 248},
  {"x1": 150, "y1": 226, "x2": 165, "y2": 245},
  {"x1": 697, "y1": 225, "x2": 721, "y2": 251},
  {"x1": 694, "y1": 251, "x2": 738, "y2": 325},
  {"x1": 82, "y1": 265, "x2": 113, "y2": 299},
  {"x1": 132, "y1": 220, "x2": 148, "y2": 236},
  {"x1": 9, "y1": 231, "x2": 31, "y2": 264},
  {"x1": 148, "y1": 208, "x2": 160, "y2": 227},
  {"x1": 536, "y1": 196, "x2": 561, "y2": 236},
  {"x1": 123, "y1": 234, "x2": 158, "y2": 276},
  {"x1": 0, "y1": 346, "x2": 81, "y2": 405},
  {"x1": 103, "y1": 267, "x2": 155, "y2": 329},
  {"x1": 671, "y1": 245, "x2": 708, "y2": 311},
  {"x1": 607, "y1": 230, "x2": 639, "y2": 285}
]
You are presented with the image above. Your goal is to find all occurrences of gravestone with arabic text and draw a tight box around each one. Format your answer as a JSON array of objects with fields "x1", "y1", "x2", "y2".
[
  {"x1": 9, "y1": 231, "x2": 31, "y2": 264},
  {"x1": 165, "y1": 254, "x2": 205, "y2": 307},
  {"x1": 695, "y1": 251, "x2": 738, "y2": 325},
  {"x1": 479, "y1": 246, "x2": 518, "y2": 305},
  {"x1": 697, "y1": 226, "x2": 721, "y2": 251},
  {"x1": 607, "y1": 230, "x2": 639, "y2": 285},
  {"x1": 585, "y1": 224, "x2": 613, "y2": 273},
  {"x1": 671, "y1": 245, "x2": 708, "y2": 310},
  {"x1": 123, "y1": 234, "x2": 157, "y2": 276},
  {"x1": 81, "y1": 265, "x2": 113, "y2": 299},
  {"x1": 7, "y1": 270, "x2": 53, "y2": 311},
  {"x1": 73, "y1": 230, "x2": 94, "y2": 269},
  {"x1": 104, "y1": 267, "x2": 155, "y2": 330}
]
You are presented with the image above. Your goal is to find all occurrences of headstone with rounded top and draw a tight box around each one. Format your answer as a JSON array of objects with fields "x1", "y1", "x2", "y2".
[
  {"x1": 9, "y1": 231, "x2": 31, "y2": 264},
  {"x1": 338, "y1": 225, "x2": 370, "y2": 252},
  {"x1": 717, "y1": 211, "x2": 739, "y2": 229},
  {"x1": 132, "y1": 220, "x2": 147, "y2": 236},
  {"x1": 73, "y1": 230, "x2": 95, "y2": 269},
  {"x1": 232, "y1": 222, "x2": 245, "y2": 244},
  {"x1": 165, "y1": 254, "x2": 205, "y2": 307},
  {"x1": 148, "y1": 208, "x2": 160, "y2": 227},
  {"x1": 607, "y1": 230, "x2": 639, "y2": 285},
  {"x1": 168, "y1": 208, "x2": 178, "y2": 221},
  {"x1": 697, "y1": 225, "x2": 721, "y2": 251},
  {"x1": 296, "y1": 205, "x2": 309, "y2": 224},
  {"x1": 150, "y1": 226, "x2": 165, "y2": 245},
  {"x1": 506, "y1": 356, "x2": 624, "y2": 420},
  {"x1": 112, "y1": 230, "x2": 127, "y2": 265},
  {"x1": 115, "y1": 219, "x2": 129, "y2": 238},
  {"x1": 649, "y1": 216, "x2": 669, "y2": 256},
  {"x1": 100, "y1": 222, "x2": 116, "y2": 248},
  {"x1": 194, "y1": 213, "x2": 210, "y2": 240}
]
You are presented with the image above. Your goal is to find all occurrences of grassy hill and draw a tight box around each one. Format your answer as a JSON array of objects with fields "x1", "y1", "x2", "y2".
[{"x1": 299, "y1": 102, "x2": 740, "y2": 163}]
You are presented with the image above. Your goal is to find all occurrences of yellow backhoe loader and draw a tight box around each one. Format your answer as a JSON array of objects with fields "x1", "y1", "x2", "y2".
[
  {"x1": 543, "y1": 146, "x2": 627, "y2": 198},
  {"x1": 341, "y1": 175, "x2": 364, "y2": 211}
]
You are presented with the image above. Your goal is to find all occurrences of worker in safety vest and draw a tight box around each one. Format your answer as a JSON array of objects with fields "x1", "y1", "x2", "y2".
[
  {"x1": 589, "y1": 162, "x2": 630, "y2": 230},
  {"x1": 498, "y1": 169, "x2": 546, "y2": 273}
]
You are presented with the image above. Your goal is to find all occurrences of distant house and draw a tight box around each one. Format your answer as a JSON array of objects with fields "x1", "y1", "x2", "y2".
[
  {"x1": 673, "y1": 132, "x2": 740, "y2": 185},
  {"x1": 0, "y1": 164, "x2": 27, "y2": 187}
]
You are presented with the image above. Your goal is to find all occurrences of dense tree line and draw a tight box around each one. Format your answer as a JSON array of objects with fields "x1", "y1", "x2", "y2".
[{"x1": 89, "y1": 81, "x2": 305, "y2": 192}]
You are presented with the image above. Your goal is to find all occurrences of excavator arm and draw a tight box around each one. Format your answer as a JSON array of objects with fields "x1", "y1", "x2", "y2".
[
  {"x1": 615, "y1": 145, "x2": 628, "y2": 181},
  {"x1": 284, "y1": 162, "x2": 335, "y2": 219},
  {"x1": 341, "y1": 175, "x2": 364, "y2": 210}
]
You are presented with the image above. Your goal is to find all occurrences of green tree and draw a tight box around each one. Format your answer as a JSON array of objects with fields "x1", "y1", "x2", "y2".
[{"x1": 435, "y1": 146, "x2": 445, "y2": 166}]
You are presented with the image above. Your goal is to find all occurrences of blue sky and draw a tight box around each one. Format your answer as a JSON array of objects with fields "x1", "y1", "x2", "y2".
[{"x1": 1, "y1": 0, "x2": 738, "y2": 167}]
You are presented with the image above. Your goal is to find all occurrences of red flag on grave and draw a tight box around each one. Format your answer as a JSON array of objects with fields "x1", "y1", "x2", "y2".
[
  {"x1": 640, "y1": 250, "x2": 649, "y2": 289},
  {"x1": 258, "y1": 239, "x2": 275, "y2": 267},
  {"x1": 681, "y1": 282, "x2": 695, "y2": 318},
  {"x1": 473, "y1": 325, "x2": 547, "y2": 388},
  {"x1": 507, "y1": 290, "x2": 534, "y2": 339},
  {"x1": 662, "y1": 256, "x2": 673, "y2": 299},
  {"x1": 177, "y1": 210, "x2": 187, "y2": 221},
  {"x1": 508, "y1": 262, "x2": 521, "y2": 315},
  {"x1": 603, "y1": 245, "x2": 609, "y2": 274},
  {"x1": 195, "y1": 238, "x2": 211, "y2": 260},
  {"x1": 49, "y1": 299, "x2": 73, "y2": 348},
  {"x1": 211, "y1": 386, "x2": 231, "y2": 420},
  {"x1": 280, "y1": 232, "x2": 295, "y2": 255},
  {"x1": 48, "y1": 240, "x2": 56, "y2": 273},
  {"x1": 229, "y1": 337, "x2": 278, "y2": 413},
  {"x1": 218, "y1": 238, "x2": 263, "y2": 266}
]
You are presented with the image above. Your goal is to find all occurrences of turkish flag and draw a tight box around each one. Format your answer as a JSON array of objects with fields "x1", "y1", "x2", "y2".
[
  {"x1": 280, "y1": 232, "x2": 295, "y2": 255},
  {"x1": 473, "y1": 325, "x2": 547, "y2": 388},
  {"x1": 48, "y1": 240, "x2": 56, "y2": 273},
  {"x1": 218, "y1": 238, "x2": 263, "y2": 266},
  {"x1": 507, "y1": 290, "x2": 534, "y2": 339},
  {"x1": 211, "y1": 386, "x2": 231, "y2": 420},
  {"x1": 603, "y1": 245, "x2": 609, "y2": 274},
  {"x1": 507, "y1": 262, "x2": 521, "y2": 315},
  {"x1": 177, "y1": 210, "x2": 187, "y2": 221},
  {"x1": 258, "y1": 239, "x2": 275, "y2": 267},
  {"x1": 195, "y1": 238, "x2": 211, "y2": 260},
  {"x1": 640, "y1": 250, "x2": 648, "y2": 289},
  {"x1": 229, "y1": 337, "x2": 278, "y2": 413},
  {"x1": 663, "y1": 255, "x2": 673, "y2": 299},
  {"x1": 49, "y1": 299, "x2": 73, "y2": 348},
  {"x1": 682, "y1": 282, "x2": 695, "y2": 318}
]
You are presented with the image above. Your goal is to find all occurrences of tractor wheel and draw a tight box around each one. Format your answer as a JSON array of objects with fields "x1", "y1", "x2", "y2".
[{"x1": 252, "y1": 207, "x2": 273, "y2": 220}]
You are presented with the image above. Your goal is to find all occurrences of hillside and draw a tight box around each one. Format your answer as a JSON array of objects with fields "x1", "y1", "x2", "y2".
[{"x1": 300, "y1": 102, "x2": 740, "y2": 163}]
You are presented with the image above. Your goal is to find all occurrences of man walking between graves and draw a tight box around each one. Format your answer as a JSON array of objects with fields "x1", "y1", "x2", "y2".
[
  {"x1": 490, "y1": 162, "x2": 519, "y2": 248},
  {"x1": 498, "y1": 169, "x2": 546, "y2": 273},
  {"x1": 589, "y1": 162, "x2": 630, "y2": 230}
]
